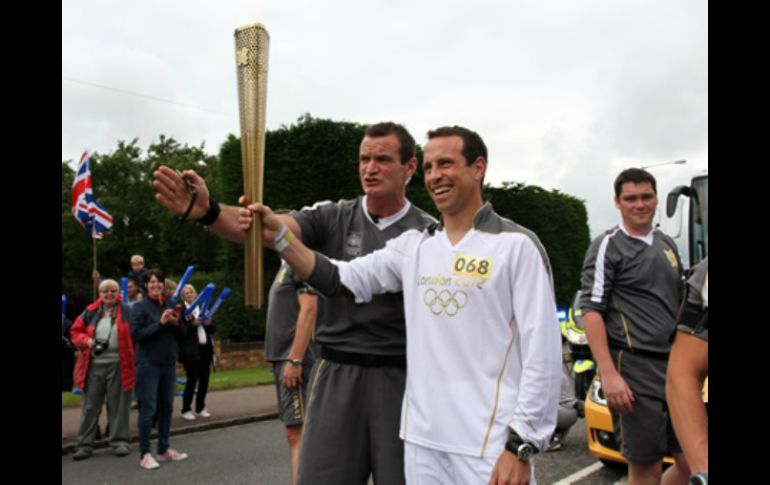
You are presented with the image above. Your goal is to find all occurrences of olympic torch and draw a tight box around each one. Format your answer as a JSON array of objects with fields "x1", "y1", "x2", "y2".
[{"x1": 234, "y1": 23, "x2": 269, "y2": 309}]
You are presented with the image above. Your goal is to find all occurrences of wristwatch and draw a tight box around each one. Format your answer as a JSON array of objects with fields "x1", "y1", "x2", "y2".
[
  {"x1": 504, "y1": 430, "x2": 538, "y2": 462},
  {"x1": 689, "y1": 473, "x2": 708, "y2": 485},
  {"x1": 288, "y1": 359, "x2": 302, "y2": 368}
]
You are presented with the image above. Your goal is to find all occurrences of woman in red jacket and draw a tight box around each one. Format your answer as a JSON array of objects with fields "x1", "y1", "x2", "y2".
[{"x1": 70, "y1": 279, "x2": 135, "y2": 461}]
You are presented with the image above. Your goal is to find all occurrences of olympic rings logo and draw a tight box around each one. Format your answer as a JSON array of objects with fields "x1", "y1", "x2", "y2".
[{"x1": 423, "y1": 289, "x2": 469, "y2": 316}]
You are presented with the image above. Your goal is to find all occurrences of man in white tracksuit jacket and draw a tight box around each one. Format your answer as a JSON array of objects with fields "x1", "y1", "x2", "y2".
[{"x1": 249, "y1": 126, "x2": 562, "y2": 485}]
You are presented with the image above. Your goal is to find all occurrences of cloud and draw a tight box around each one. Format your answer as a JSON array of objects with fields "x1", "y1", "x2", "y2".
[{"x1": 63, "y1": 0, "x2": 707, "y2": 238}]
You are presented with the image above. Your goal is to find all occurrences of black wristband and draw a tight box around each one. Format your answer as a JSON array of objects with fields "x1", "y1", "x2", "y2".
[
  {"x1": 196, "y1": 196, "x2": 221, "y2": 226},
  {"x1": 176, "y1": 190, "x2": 198, "y2": 222}
]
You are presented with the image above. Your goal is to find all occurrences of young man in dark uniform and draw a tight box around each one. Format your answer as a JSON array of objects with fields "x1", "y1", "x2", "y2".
[
  {"x1": 265, "y1": 262, "x2": 318, "y2": 485},
  {"x1": 579, "y1": 168, "x2": 689, "y2": 484}
]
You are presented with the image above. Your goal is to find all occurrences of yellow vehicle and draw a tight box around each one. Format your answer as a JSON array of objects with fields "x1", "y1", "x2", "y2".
[{"x1": 584, "y1": 375, "x2": 708, "y2": 467}]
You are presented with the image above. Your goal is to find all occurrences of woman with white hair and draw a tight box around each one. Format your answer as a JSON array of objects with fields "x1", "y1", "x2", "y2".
[
  {"x1": 70, "y1": 278, "x2": 135, "y2": 460},
  {"x1": 178, "y1": 284, "x2": 216, "y2": 420}
]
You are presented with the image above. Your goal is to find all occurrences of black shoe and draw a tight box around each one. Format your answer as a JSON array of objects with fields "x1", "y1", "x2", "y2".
[
  {"x1": 73, "y1": 449, "x2": 92, "y2": 461},
  {"x1": 546, "y1": 432, "x2": 565, "y2": 452},
  {"x1": 114, "y1": 445, "x2": 131, "y2": 457}
]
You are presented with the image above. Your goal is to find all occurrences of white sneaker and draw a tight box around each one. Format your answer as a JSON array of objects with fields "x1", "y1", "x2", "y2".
[
  {"x1": 156, "y1": 448, "x2": 188, "y2": 462},
  {"x1": 181, "y1": 411, "x2": 196, "y2": 421},
  {"x1": 197, "y1": 408, "x2": 211, "y2": 418},
  {"x1": 140, "y1": 453, "x2": 160, "y2": 470}
]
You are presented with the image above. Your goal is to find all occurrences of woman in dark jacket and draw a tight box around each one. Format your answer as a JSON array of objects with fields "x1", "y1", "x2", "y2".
[
  {"x1": 178, "y1": 284, "x2": 216, "y2": 420},
  {"x1": 131, "y1": 268, "x2": 188, "y2": 470},
  {"x1": 70, "y1": 279, "x2": 135, "y2": 460}
]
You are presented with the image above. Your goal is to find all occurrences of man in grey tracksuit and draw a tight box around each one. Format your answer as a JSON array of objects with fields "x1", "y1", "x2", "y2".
[{"x1": 153, "y1": 122, "x2": 435, "y2": 485}]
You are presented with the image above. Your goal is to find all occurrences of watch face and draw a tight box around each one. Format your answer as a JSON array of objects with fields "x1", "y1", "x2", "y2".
[{"x1": 518, "y1": 443, "x2": 534, "y2": 462}]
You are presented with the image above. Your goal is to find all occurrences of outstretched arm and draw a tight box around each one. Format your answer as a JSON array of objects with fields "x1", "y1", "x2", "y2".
[
  {"x1": 250, "y1": 203, "x2": 405, "y2": 303},
  {"x1": 153, "y1": 166, "x2": 245, "y2": 243},
  {"x1": 250, "y1": 203, "x2": 317, "y2": 280},
  {"x1": 153, "y1": 165, "x2": 301, "y2": 244}
]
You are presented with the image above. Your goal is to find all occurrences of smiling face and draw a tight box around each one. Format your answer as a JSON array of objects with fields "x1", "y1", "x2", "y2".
[
  {"x1": 146, "y1": 275, "x2": 164, "y2": 300},
  {"x1": 423, "y1": 135, "x2": 486, "y2": 217},
  {"x1": 615, "y1": 181, "x2": 658, "y2": 235},
  {"x1": 99, "y1": 282, "x2": 119, "y2": 307},
  {"x1": 358, "y1": 134, "x2": 416, "y2": 202}
]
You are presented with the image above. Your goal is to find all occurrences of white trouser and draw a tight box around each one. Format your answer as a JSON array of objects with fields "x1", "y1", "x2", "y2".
[{"x1": 404, "y1": 440, "x2": 537, "y2": 484}]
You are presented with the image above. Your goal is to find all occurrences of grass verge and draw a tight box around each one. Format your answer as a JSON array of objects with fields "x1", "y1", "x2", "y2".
[{"x1": 62, "y1": 365, "x2": 275, "y2": 408}]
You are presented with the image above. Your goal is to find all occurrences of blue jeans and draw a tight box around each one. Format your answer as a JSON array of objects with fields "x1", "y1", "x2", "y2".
[{"x1": 136, "y1": 362, "x2": 176, "y2": 455}]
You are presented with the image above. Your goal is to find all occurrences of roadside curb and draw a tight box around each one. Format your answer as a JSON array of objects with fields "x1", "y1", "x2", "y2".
[{"x1": 62, "y1": 411, "x2": 279, "y2": 456}]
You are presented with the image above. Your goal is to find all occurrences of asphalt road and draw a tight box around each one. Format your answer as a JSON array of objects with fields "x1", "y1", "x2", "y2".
[
  {"x1": 62, "y1": 417, "x2": 629, "y2": 484},
  {"x1": 62, "y1": 419, "x2": 290, "y2": 484}
]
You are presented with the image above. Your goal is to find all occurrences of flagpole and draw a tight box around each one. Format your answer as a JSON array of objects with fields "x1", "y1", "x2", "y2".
[
  {"x1": 72, "y1": 150, "x2": 113, "y2": 300},
  {"x1": 92, "y1": 237, "x2": 97, "y2": 300}
]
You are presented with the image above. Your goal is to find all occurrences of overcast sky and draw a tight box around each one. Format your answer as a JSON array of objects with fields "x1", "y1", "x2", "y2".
[{"x1": 62, "y1": 0, "x2": 708, "y2": 239}]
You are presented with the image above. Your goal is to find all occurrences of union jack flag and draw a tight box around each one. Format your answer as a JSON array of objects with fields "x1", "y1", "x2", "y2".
[{"x1": 71, "y1": 151, "x2": 113, "y2": 239}]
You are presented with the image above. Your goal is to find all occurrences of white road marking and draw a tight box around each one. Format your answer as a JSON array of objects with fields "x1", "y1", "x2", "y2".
[{"x1": 552, "y1": 462, "x2": 606, "y2": 484}]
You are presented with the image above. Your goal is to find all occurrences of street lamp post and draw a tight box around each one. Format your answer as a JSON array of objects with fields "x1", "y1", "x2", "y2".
[{"x1": 641, "y1": 159, "x2": 686, "y2": 170}]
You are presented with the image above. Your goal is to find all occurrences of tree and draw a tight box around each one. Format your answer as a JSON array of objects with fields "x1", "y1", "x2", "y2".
[
  {"x1": 62, "y1": 118, "x2": 590, "y2": 339},
  {"x1": 61, "y1": 137, "x2": 224, "y2": 319},
  {"x1": 213, "y1": 118, "x2": 371, "y2": 341},
  {"x1": 484, "y1": 182, "x2": 590, "y2": 306}
]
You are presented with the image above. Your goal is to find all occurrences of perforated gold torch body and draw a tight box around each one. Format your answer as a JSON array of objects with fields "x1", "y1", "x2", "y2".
[{"x1": 234, "y1": 23, "x2": 269, "y2": 309}]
